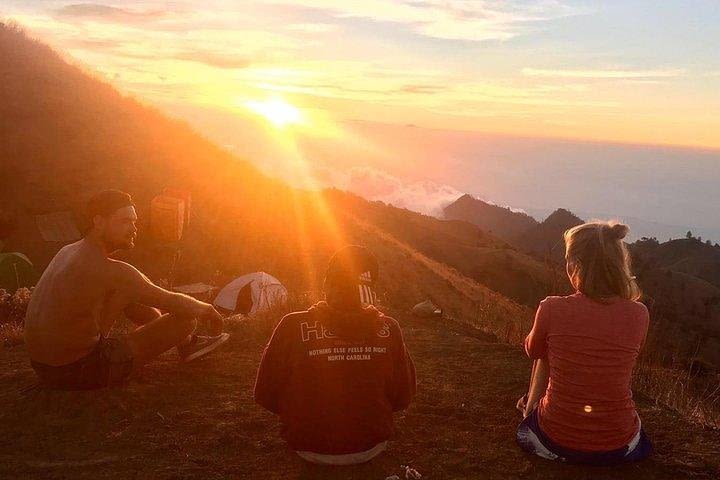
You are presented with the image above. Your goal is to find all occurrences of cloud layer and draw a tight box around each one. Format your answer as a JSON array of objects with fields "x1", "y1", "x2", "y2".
[
  {"x1": 55, "y1": 3, "x2": 165, "y2": 22},
  {"x1": 338, "y1": 166, "x2": 462, "y2": 216}
]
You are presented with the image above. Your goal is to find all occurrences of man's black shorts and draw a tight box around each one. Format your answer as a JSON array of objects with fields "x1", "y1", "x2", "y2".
[{"x1": 31, "y1": 337, "x2": 134, "y2": 390}]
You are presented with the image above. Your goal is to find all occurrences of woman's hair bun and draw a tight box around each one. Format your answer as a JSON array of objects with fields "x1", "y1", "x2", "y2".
[{"x1": 607, "y1": 222, "x2": 629, "y2": 240}]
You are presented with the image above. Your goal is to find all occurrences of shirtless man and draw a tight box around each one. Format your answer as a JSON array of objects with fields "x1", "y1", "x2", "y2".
[{"x1": 25, "y1": 190, "x2": 229, "y2": 390}]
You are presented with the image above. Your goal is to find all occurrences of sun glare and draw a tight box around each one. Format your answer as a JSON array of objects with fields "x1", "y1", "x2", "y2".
[{"x1": 244, "y1": 98, "x2": 302, "y2": 127}]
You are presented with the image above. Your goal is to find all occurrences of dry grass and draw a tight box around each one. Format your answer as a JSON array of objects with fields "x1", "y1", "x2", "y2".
[
  {"x1": 634, "y1": 360, "x2": 720, "y2": 429},
  {"x1": 347, "y1": 212, "x2": 534, "y2": 326},
  {"x1": 0, "y1": 321, "x2": 24, "y2": 347},
  {"x1": 633, "y1": 329, "x2": 720, "y2": 429}
]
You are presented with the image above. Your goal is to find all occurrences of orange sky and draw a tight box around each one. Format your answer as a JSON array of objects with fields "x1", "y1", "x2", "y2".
[{"x1": 5, "y1": 1, "x2": 720, "y2": 149}]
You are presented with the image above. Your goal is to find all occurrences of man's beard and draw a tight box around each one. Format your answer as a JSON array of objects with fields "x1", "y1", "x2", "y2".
[{"x1": 104, "y1": 235, "x2": 135, "y2": 251}]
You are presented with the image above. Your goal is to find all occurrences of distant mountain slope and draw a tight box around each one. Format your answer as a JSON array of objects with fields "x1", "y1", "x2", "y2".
[
  {"x1": 513, "y1": 208, "x2": 584, "y2": 262},
  {"x1": 636, "y1": 266, "x2": 720, "y2": 369},
  {"x1": 634, "y1": 237, "x2": 720, "y2": 289},
  {"x1": 631, "y1": 237, "x2": 720, "y2": 369},
  {"x1": 442, "y1": 195, "x2": 581, "y2": 287},
  {"x1": 443, "y1": 194, "x2": 538, "y2": 241},
  {"x1": 330, "y1": 191, "x2": 565, "y2": 306}
]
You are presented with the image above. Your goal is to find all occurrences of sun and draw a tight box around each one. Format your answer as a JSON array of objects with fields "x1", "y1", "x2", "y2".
[{"x1": 244, "y1": 97, "x2": 303, "y2": 127}]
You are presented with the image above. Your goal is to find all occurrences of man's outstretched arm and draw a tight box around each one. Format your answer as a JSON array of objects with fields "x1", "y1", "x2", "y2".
[{"x1": 105, "y1": 259, "x2": 222, "y2": 334}]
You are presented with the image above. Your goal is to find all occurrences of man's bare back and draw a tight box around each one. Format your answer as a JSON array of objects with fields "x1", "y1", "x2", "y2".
[{"x1": 25, "y1": 239, "x2": 150, "y2": 365}]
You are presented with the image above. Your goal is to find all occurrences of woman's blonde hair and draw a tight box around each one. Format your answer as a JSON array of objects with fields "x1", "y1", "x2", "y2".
[{"x1": 564, "y1": 220, "x2": 641, "y2": 301}]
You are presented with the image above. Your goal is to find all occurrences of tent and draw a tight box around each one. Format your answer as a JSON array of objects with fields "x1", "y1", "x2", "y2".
[
  {"x1": 412, "y1": 299, "x2": 442, "y2": 318},
  {"x1": 0, "y1": 253, "x2": 37, "y2": 291},
  {"x1": 214, "y1": 272, "x2": 288, "y2": 315}
]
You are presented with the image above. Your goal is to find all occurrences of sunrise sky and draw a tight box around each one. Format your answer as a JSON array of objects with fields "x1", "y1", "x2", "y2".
[
  {"x1": 5, "y1": 1, "x2": 720, "y2": 148},
  {"x1": 3, "y1": 1, "x2": 720, "y2": 240}
]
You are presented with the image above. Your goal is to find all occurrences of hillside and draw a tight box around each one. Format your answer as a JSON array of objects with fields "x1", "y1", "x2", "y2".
[
  {"x1": 328, "y1": 191, "x2": 564, "y2": 306},
  {"x1": 631, "y1": 238, "x2": 720, "y2": 369},
  {"x1": 443, "y1": 196, "x2": 583, "y2": 265},
  {"x1": 513, "y1": 208, "x2": 585, "y2": 262},
  {"x1": 443, "y1": 194, "x2": 538, "y2": 240},
  {"x1": 634, "y1": 237, "x2": 720, "y2": 289}
]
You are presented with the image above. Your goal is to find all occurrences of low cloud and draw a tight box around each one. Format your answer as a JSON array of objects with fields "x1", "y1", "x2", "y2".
[
  {"x1": 335, "y1": 166, "x2": 462, "y2": 216},
  {"x1": 522, "y1": 68, "x2": 685, "y2": 79},
  {"x1": 266, "y1": 0, "x2": 585, "y2": 42},
  {"x1": 287, "y1": 23, "x2": 340, "y2": 33},
  {"x1": 173, "y1": 51, "x2": 251, "y2": 69},
  {"x1": 399, "y1": 84, "x2": 445, "y2": 94},
  {"x1": 56, "y1": 4, "x2": 166, "y2": 23},
  {"x1": 107, "y1": 48, "x2": 252, "y2": 69}
]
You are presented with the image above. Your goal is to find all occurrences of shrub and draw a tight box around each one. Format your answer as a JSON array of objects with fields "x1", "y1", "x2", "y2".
[{"x1": 0, "y1": 287, "x2": 31, "y2": 346}]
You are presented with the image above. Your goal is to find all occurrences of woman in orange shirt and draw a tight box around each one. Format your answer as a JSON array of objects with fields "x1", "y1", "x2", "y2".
[{"x1": 516, "y1": 221, "x2": 653, "y2": 464}]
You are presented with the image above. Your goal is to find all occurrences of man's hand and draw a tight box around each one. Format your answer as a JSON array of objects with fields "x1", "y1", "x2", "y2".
[
  {"x1": 200, "y1": 305, "x2": 224, "y2": 337},
  {"x1": 186, "y1": 300, "x2": 224, "y2": 336}
]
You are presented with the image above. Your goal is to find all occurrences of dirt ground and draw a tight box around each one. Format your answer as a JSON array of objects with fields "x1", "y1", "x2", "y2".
[{"x1": 1, "y1": 313, "x2": 719, "y2": 480}]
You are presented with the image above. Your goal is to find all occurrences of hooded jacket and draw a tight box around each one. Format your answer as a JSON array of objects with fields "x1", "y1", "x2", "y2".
[{"x1": 254, "y1": 301, "x2": 416, "y2": 454}]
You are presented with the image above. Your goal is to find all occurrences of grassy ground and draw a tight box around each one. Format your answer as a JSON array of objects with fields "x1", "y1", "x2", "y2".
[{"x1": 0, "y1": 313, "x2": 719, "y2": 479}]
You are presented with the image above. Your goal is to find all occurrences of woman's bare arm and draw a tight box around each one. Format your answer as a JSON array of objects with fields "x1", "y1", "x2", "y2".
[{"x1": 524, "y1": 358, "x2": 549, "y2": 417}]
